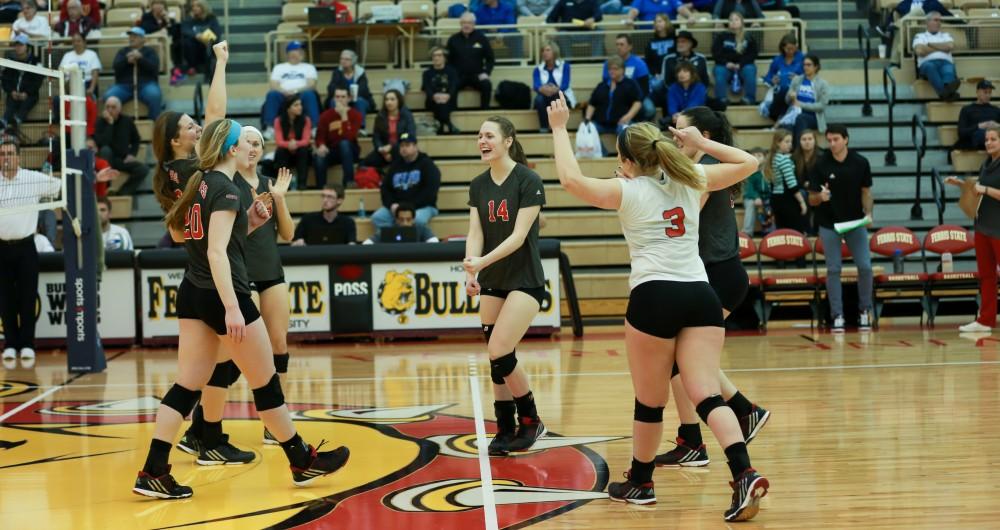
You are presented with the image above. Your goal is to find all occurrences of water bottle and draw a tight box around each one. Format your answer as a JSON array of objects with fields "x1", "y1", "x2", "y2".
[
  {"x1": 942, "y1": 252, "x2": 954, "y2": 273},
  {"x1": 892, "y1": 249, "x2": 904, "y2": 274},
  {"x1": 358, "y1": 197, "x2": 367, "y2": 218},
  {"x1": 41, "y1": 160, "x2": 52, "y2": 174}
]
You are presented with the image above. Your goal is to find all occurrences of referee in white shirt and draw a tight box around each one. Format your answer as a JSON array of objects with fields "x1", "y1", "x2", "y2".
[{"x1": 0, "y1": 140, "x2": 61, "y2": 362}]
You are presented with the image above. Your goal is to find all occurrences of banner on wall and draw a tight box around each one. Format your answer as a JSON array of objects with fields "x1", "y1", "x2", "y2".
[
  {"x1": 370, "y1": 259, "x2": 561, "y2": 331},
  {"x1": 20, "y1": 268, "x2": 136, "y2": 341}
]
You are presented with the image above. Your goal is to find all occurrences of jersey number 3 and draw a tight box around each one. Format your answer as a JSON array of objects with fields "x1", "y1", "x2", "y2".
[
  {"x1": 662, "y1": 207, "x2": 686, "y2": 238},
  {"x1": 184, "y1": 204, "x2": 205, "y2": 240},
  {"x1": 488, "y1": 199, "x2": 510, "y2": 223}
]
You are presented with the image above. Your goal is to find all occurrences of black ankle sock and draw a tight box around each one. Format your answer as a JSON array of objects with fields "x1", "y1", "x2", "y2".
[
  {"x1": 279, "y1": 433, "x2": 310, "y2": 469},
  {"x1": 494, "y1": 400, "x2": 516, "y2": 434},
  {"x1": 513, "y1": 391, "x2": 538, "y2": 420},
  {"x1": 726, "y1": 392, "x2": 754, "y2": 418},
  {"x1": 189, "y1": 404, "x2": 205, "y2": 438},
  {"x1": 724, "y1": 442, "x2": 752, "y2": 479},
  {"x1": 203, "y1": 420, "x2": 223, "y2": 449},
  {"x1": 143, "y1": 438, "x2": 172, "y2": 476},
  {"x1": 630, "y1": 458, "x2": 655, "y2": 484},
  {"x1": 678, "y1": 423, "x2": 703, "y2": 447}
]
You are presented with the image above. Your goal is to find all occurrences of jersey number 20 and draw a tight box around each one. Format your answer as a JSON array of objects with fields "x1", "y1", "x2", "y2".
[
  {"x1": 184, "y1": 204, "x2": 205, "y2": 240},
  {"x1": 488, "y1": 199, "x2": 510, "y2": 223},
  {"x1": 662, "y1": 207, "x2": 685, "y2": 238}
]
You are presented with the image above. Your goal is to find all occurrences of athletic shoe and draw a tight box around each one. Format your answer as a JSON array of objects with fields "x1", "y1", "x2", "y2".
[
  {"x1": 19, "y1": 348, "x2": 34, "y2": 360},
  {"x1": 2, "y1": 348, "x2": 16, "y2": 360},
  {"x1": 196, "y1": 437, "x2": 256, "y2": 466},
  {"x1": 859, "y1": 310, "x2": 872, "y2": 331},
  {"x1": 740, "y1": 406, "x2": 771, "y2": 445},
  {"x1": 488, "y1": 431, "x2": 516, "y2": 456},
  {"x1": 959, "y1": 321, "x2": 991, "y2": 333},
  {"x1": 169, "y1": 67, "x2": 185, "y2": 86},
  {"x1": 506, "y1": 416, "x2": 546, "y2": 452},
  {"x1": 132, "y1": 465, "x2": 193, "y2": 499},
  {"x1": 831, "y1": 315, "x2": 845, "y2": 333},
  {"x1": 654, "y1": 437, "x2": 710, "y2": 467},
  {"x1": 607, "y1": 472, "x2": 656, "y2": 505},
  {"x1": 291, "y1": 441, "x2": 350, "y2": 486},
  {"x1": 724, "y1": 468, "x2": 769, "y2": 522},
  {"x1": 176, "y1": 431, "x2": 203, "y2": 456},
  {"x1": 263, "y1": 428, "x2": 280, "y2": 446}
]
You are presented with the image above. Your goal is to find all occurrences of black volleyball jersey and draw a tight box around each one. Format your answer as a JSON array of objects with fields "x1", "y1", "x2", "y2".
[
  {"x1": 164, "y1": 157, "x2": 200, "y2": 202},
  {"x1": 236, "y1": 173, "x2": 284, "y2": 282},
  {"x1": 697, "y1": 154, "x2": 740, "y2": 264},
  {"x1": 182, "y1": 171, "x2": 251, "y2": 294},
  {"x1": 467, "y1": 163, "x2": 546, "y2": 290}
]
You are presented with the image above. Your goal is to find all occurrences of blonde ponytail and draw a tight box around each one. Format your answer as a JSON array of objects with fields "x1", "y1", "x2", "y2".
[{"x1": 619, "y1": 122, "x2": 704, "y2": 191}]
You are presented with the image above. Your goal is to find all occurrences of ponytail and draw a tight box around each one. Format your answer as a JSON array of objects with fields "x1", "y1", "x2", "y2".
[
  {"x1": 165, "y1": 170, "x2": 204, "y2": 231},
  {"x1": 152, "y1": 111, "x2": 185, "y2": 213},
  {"x1": 485, "y1": 115, "x2": 528, "y2": 165},
  {"x1": 620, "y1": 122, "x2": 704, "y2": 191},
  {"x1": 509, "y1": 138, "x2": 528, "y2": 165}
]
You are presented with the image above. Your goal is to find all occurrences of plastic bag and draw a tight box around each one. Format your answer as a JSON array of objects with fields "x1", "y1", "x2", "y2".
[
  {"x1": 776, "y1": 105, "x2": 801, "y2": 128},
  {"x1": 575, "y1": 121, "x2": 603, "y2": 159}
]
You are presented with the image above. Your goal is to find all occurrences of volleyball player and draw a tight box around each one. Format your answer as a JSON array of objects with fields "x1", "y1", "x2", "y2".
[
  {"x1": 548, "y1": 94, "x2": 769, "y2": 521},
  {"x1": 134, "y1": 119, "x2": 349, "y2": 499},
  {"x1": 655, "y1": 107, "x2": 770, "y2": 468},
  {"x1": 463, "y1": 116, "x2": 547, "y2": 456},
  {"x1": 150, "y1": 42, "x2": 252, "y2": 465},
  {"x1": 236, "y1": 126, "x2": 295, "y2": 445}
]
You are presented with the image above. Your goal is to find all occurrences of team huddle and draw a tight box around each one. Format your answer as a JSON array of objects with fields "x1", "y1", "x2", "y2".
[{"x1": 134, "y1": 42, "x2": 769, "y2": 522}]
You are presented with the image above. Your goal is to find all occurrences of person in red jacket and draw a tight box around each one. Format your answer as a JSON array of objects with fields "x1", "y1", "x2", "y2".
[
  {"x1": 273, "y1": 93, "x2": 314, "y2": 189},
  {"x1": 59, "y1": 0, "x2": 101, "y2": 28},
  {"x1": 314, "y1": 85, "x2": 361, "y2": 189},
  {"x1": 316, "y1": 0, "x2": 353, "y2": 22}
]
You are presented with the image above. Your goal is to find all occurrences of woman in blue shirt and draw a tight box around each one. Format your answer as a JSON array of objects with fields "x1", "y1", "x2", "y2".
[
  {"x1": 533, "y1": 41, "x2": 575, "y2": 132},
  {"x1": 666, "y1": 62, "x2": 706, "y2": 124},
  {"x1": 785, "y1": 54, "x2": 829, "y2": 148},
  {"x1": 626, "y1": 0, "x2": 691, "y2": 22},
  {"x1": 763, "y1": 33, "x2": 804, "y2": 122}
]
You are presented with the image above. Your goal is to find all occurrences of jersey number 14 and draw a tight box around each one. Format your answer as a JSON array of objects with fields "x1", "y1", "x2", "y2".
[
  {"x1": 184, "y1": 204, "x2": 205, "y2": 240},
  {"x1": 488, "y1": 199, "x2": 510, "y2": 223},
  {"x1": 662, "y1": 207, "x2": 686, "y2": 238}
]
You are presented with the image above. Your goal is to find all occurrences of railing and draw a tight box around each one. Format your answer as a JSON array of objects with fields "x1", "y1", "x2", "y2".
[
  {"x1": 931, "y1": 167, "x2": 946, "y2": 226},
  {"x1": 883, "y1": 65, "x2": 897, "y2": 166},
  {"x1": 858, "y1": 24, "x2": 874, "y2": 117},
  {"x1": 911, "y1": 113, "x2": 927, "y2": 220}
]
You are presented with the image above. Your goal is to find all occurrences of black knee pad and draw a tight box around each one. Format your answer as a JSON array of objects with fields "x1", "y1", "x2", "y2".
[
  {"x1": 671, "y1": 362, "x2": 680, "y2": 378},
  {"x1": 161, "y1": 384, "x2": 201, "y2": 417},
  {"x1": 227, "y1": 361, "x2": 242, "y2": 386},
  {"x1": 634, "y1": 399, "x2": 665, "y2": 423},
  {"x1": 206, "y1": 360, "x2": 234, "y2": 388},
  {"x1": 273, "y1": 353, "x2": 290, "y2": 374},
  {"x1": 696, "y1": 394, "x2": 727, "y2": 424},
  {"x1": 251, "y1": 374, "x2": 285, "y2": 412},
  {"x1": 482, "y1": 324, "x2": 494, "y2": 344},
  {"x1": 489, "y1": 351, "x2": 517, "y2": 385}
]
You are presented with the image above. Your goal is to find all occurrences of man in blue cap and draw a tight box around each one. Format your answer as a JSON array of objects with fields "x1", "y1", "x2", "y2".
[
  {"x1": 1, "y1": 34, "x2": 42, "y2": 132},
  {"x1": 104, "y1": 26, "x2": 163, "y2": 119},
  {"x1": 262, "y1": 41, "x2": 320, "y2": 139}
]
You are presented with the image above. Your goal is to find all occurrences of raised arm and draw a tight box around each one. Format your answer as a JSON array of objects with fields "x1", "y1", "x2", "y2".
[
  {"x1": 204, "y1": 41, "x2": 228, "y2": 125},
  {"x1": 549, "y1": 92, "x2": 621, "y2": 210},
  {"x1": 670, "y1": 125, "x2": 758, "y2": 191}
]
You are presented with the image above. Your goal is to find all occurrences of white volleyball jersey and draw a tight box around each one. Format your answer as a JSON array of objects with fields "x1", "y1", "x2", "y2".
[{"x1": 617, "y1": 165, "x2": 709, "y2": 290}]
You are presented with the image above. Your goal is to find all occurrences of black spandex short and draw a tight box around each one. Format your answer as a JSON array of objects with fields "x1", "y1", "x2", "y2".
[
  {"x1": 626, "y1": 280, "x2": 724, "y2": 339},
  {"x1": 249, "y1": 277, "x2": 285, "y2": 293},
  {"x1": 176, "y1": 279, "x2": 261, "y2": 335},
  {"x1": 481, "y1": 286, "x2": 546, "y2": 306},
  {"x1": 705, "y1": 255, "x2": 749, "y2": 313}
]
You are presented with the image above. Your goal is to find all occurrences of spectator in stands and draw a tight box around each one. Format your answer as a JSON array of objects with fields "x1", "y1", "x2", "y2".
[
  {"x1": 534, "y1": 41, "x2": 575, "y2": 132},
  {"x1": 645, "y1": 14, "x2": 675, "y2": 106},
  {"x1": 476, "y1": 0, "x2": 521, "y2": 58},
  {"x1": 59, "y1": 0, "x2": 99, "y2": 28},
  {"x1": 913, "y1": 11, "x2": 960, "y2": 101},
  {"x1": 315, "y1": 0, "x2": 353, "y2": 22},
  {"x1": 95, "y1": 96, "x2": 148, "y2": 196},
  {"x1": 179, "y1": 0, "x2": 221, "y2": 78},
  {"x1": 273, "y1": 93, "x2": 314, "y2": 189},
  {"x1": 363, "y1": 89, "x2": 416, "y2": 171},
  {"x1": 742, "y1": 146, "x2": 769, "y2": 235},
  {"x1": 364, "y1": 202, "x2": 440, "y2": 244},
  {"x1": 291, "y1": 184, "x2": 357, "y2": 245},
  {"x1": 603, "y1": 34, "x2": 654, "y2": 119},
  {"x1": 519, "y1": 0, "x2": 556, "y2": 16},
  {"x1": 893, "y1": 0, "x2": 953, "y2": 21},
  {"x1": 372, "y1": 133, "x2": 440, "y2": 229},
  {"x1": 97, "y1": 197, "x2": 133, "y2": 251},
  {"x1": 626, "y1": 0, "x2": 692, "y2": 22},
  {"x1": 263, "y1": 41, "x2": 320, "y2": 139},
  {"x1": 763, "y1": 33, "x2": 803, "y2": 123},
  {"x1": 712, "y1": 12, "x2": 759, "y2": 106},
  {"x1": 315, "y1": 85, "x2": 362, "y2": 189},
  {"x1": 787, "y1": 54, "x2": 828, "y2": 147},
  {"x1": 0, "y1": 140, "x2": 61, "y2": 363},
  {"x1": 1, "y1": 35, "x2": 42, "y2": 133},
  {"x1": 957, "y1": 80, "x2": 1000, "y2": 150},
  {"x1": 713, "y1": 0, "x2": 763, "y2": 20},
  {"x1": 58, "y1": 33, "x2": 101, "y2": 98},
  {"x1": 807, "y1": 124, "x2": 874, "y2": 332},
  {"x1": 325, "y1": 50, "x2": 375, "y2": 128},
  {"x1": 793, "y1": 128, "x2": 822, "y2": 235},
  {"x1": 666, "y1": 63, "x2": 707, "y2": 125},
  {"x1": 757, "y1": 0, "x2": 797, "y2": 18},
  {"x1": 53, "y1": 0, "x2": 96, "y2": 39},
  {"x1": 138, "y1": 1, "x2": 184, "y2": 85},
  {"x1": 12, "y1": 1, "x2": 50, "y2": 41},
  {"x1": 105, "y1": 27, "x2": 163, "y2": 120},
  {"x1": 548, "y1": 0, "x2": 601, "y2": 27},
  {"x1": 586, "y1": 55, "x2": 642, "y2": 136},
  {"x1": 765, "y1": 128, "x2": 807, "y2": 232},
  {"x1": 447, "y1": 12, "x2": 495, "y2": 110},
  {"x1": 660, "y1": 30, "x2": 709, "y2": 89},
  {"x1": 422, "y1": 46, "x2": 460, "y2": 135}
]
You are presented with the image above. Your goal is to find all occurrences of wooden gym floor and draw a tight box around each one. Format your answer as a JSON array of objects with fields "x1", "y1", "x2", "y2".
[{"x1": 1, "y1": 326, "x2": 999, "y2": 529}]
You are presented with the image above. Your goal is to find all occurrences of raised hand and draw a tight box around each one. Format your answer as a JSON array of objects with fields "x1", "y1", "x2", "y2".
[
  {"x1": 269, "y1": 167, "x2": 292, "y2": 198},
  {"x1": 546, "y1": 91, "x2": 571, "y2": 130},
  {"x1": 668, "y1": 125, "x2": 704, "y2": 150},
  {"x1": 213, "y1": 41, "x2": 229, "y2": 63}
]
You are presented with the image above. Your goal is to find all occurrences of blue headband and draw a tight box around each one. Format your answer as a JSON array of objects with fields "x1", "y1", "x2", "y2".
[{"x1": 221, "y1": 120, "x2": 242, "y2": 155}]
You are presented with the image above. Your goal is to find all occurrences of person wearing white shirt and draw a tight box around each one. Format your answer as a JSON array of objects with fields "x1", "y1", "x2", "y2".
[
  {"x1": 912, "y1": 11, "x2": 960, "y2": 100},
  {"x1": 11, "y1": 2, "x2": 51, "y2": 41},
  {"x1": 58, "y1": 33, "x2": 102, "y2": 97},
  {"x1": 262, "y1": 41, "x2": 320, "y2": 140},
  {"x1": 97, "y1": 196, "x2": 134, "y2": 251},
  {"x1": 0, "y1": 141, "x2": 61, "y2": 363}
]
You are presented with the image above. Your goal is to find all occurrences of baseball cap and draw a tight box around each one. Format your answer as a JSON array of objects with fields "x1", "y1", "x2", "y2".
[
  {"x1": 126, "y1": 27, "x2": 146, "y2": 37},
  {"x1": 676, "y1": 31, "x2": 698, "y2": 48},
  {"x1": 12, "y1": 34, "x2": 29, "y2": 45},
  {"x1": 286, "y1": 41, "x2": 304, "y2": 52},
  {"x1": 977, "y1": 79, "x2": 995, "y2": 90},
  {"x1": 399, "y1": 132, "x2": 417, "y2": 144}
]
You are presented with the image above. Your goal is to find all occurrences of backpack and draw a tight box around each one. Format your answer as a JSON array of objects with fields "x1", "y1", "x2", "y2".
[
  {"x1": 355, "y1": 166, "x2": 381, "y2": 189},
  {"x1": 495, "y1": 80, "x2": 531, "y2": 110}
]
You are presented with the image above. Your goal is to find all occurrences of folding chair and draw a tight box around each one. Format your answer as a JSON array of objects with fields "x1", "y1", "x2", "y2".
[
  {"x1": 869, "y1": 226, "x2": 929, "y2": 326},
  {"x1": 755, "y1": 229, "x2": 818, "y2": 329},
  {"x1": 923, "y1": 224, "x2": 978, "y2": 325}
]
